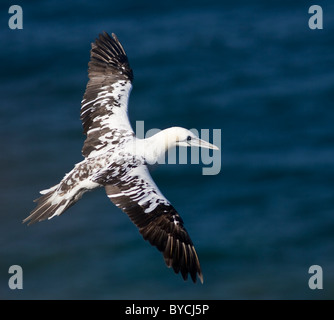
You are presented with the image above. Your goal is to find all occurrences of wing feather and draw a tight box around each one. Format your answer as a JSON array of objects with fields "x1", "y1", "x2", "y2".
[
  {"x1": 95, "y1": 164, "x2": 203, "y2": 283},
  {"x1": 80, "y1": 32, "x2": 134, "y2": 158}
]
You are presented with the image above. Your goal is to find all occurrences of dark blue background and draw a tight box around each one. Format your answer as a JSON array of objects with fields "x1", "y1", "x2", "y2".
[{"x1": 1, "y1": 0, "x2": 333, "y2": 299}]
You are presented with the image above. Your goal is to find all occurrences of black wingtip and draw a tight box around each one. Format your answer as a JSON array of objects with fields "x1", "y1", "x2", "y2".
[
  {"x1": 140, "y1": 215, "x2": 204, "y2": 284},
  {"x1": 89, "y1": 31, "x2": 133, "y2": 82},
  {"x1": 172, "y1": 243, "x2": 203, "y2": 284}
]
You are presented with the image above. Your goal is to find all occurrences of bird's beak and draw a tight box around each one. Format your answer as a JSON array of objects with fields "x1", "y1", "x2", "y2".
[{"x1": 189, "y1": 137, "x2": 219, "y2": 150}]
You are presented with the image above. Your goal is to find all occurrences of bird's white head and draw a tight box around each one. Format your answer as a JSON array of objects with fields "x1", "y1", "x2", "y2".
[
  {"x1": 169, "y1": 127, "x2": 219, "y2": 151},
  {"x1": 138, "y1": 127, "x2": 219, "y2": 165}
]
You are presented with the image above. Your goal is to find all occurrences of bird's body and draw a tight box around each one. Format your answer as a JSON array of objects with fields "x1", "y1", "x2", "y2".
[{"x1": 24, "y1": 32, "x2": 218, "y2": 283}]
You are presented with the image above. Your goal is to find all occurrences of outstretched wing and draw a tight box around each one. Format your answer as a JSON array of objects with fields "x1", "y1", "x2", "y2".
[
  {"x1": 80, "y1": 32, "x2": 134, "y2": 158},
  {"x1": 94, "y1": 163, "x2": 203, "y2": 283}
]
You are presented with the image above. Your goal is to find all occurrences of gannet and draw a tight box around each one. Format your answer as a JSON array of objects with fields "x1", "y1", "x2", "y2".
[{"x1": 24, "y1": 32, "x2": 219, "y2": 283}]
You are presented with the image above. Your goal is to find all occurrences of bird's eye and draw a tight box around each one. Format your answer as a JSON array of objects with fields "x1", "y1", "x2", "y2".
[{"x1": 187, "y1": 136, "x2": 192, "y2": 141}]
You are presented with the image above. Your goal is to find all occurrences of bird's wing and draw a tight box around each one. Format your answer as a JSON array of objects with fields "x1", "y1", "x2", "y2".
[
  {"x1": 80, "y1": 32, "x2": 134, "y2": 158},
  {"x1": 93, "y1": 163, "x2": 203, "y2": 283}
]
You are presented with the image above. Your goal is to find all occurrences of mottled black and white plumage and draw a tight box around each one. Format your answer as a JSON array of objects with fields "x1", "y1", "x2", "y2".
[{"x1": 24, "y1": 32, "x2": 218, "y2": 284}]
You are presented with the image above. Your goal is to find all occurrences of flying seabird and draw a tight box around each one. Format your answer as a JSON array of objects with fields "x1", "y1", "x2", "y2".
[{"x1": 24, "y1": 32, "x2": 219, "y2": 283}]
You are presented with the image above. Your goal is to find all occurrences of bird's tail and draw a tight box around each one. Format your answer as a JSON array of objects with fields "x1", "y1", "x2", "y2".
[
  {"x1": 23, "y1": 184, "x2": 79, "y2": 225},
  {"x1": 24, "y1": 160, "x2": 101, "y2": 225}
]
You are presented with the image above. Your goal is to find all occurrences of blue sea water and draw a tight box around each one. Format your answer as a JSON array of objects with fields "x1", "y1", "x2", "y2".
[{"x1": 1, "y1": 0, "x2": 334, "y2": 299}]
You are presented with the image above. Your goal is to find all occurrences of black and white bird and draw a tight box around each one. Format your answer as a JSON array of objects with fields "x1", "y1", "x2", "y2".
[{"x1": 24, "y1": 32, "x2": 219, "y2": 283}]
